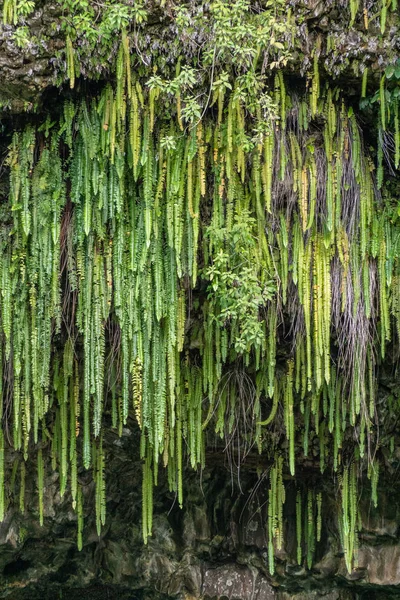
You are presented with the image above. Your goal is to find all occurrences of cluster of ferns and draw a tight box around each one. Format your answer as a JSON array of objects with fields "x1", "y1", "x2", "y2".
[
  {"x1": 347, "y1": 0, "x2": 397, "y2": 31},
  {"x1": 0, "y1": 41, "x2": 399, "y2": 576}
]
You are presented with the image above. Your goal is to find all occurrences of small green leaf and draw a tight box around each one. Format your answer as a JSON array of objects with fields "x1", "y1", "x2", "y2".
[{"x1": 385, "y1": 65, "x2": 395, "y2": 79}]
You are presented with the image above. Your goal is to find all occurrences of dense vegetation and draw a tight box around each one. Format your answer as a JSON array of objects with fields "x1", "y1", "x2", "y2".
[{"x1": 0, "y1": 0, "x2": 399, "y2": 583}]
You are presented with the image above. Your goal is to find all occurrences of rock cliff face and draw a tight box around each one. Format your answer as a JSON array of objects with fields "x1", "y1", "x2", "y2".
[
  {"x1": 0, "y1": 428, "x2": 400, "y2": 600},
  {"x1": 0, "y1": 0, "x2": 399, "y2": 111},
  {"x1": 0, "y1": 2, "x2": 400, "y2": 599}
]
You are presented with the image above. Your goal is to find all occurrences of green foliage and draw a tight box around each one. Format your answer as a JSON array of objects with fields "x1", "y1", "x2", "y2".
[
  {"x1": 0, "y1": 59, "x2": 400, "y2": 575},
  {"x1": 267, "y1": 456, "x2": 285, "y2": 575},
  {"x1": 2, "y1": 0, "x2": 34, "y2": 25},
  {"x1": 204, "y1": 210, "x2": 275, "y2": 354},
  {"x1": 77, "y1": 485, "x2": 83, "y2": 550},
  {"x1": 55, "y1": 1, "x2": 295, "y2": 115},
  {"x1": 207, "y1": 0, "x2": 292, "y2": 70},
  {"x1": 59, "y1": 0, "x2": 147, "y2": 43},
  {"x1": 11, "y1": 24, "x2": 30, "y2": 47},
  {"x1": 339, "y1": 463, "x2": 358, "y2": 572}
]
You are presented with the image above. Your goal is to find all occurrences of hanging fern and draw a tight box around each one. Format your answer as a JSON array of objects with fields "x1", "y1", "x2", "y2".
[{"x1": 0, "y1": 64, "x2": 397, "y2": 576}]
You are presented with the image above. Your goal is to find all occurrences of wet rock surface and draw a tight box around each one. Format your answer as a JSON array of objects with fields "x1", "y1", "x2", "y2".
[
  {"x1": 0, "y1": 0, "x2": 398, "y2": 111},
  {"x1": 0, "y1": 3, "x2": 63, "y2": 111},
  {"x1": 0, "y1": 431, "x2": 399, "y2": 600}
]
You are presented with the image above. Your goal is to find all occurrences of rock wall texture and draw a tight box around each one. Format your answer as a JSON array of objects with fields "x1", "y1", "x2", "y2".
[
  {"x1": 0, "y1": 430, "x2": 399, "y2": 599},
  {"x1": 0, "y1": 0, "x2": 398, "y2": 111}
]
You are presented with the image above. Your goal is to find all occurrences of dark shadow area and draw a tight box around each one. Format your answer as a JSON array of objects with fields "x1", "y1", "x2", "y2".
[{"x1": 3, "y1": 558, "x2": 32, "y2": 577}]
